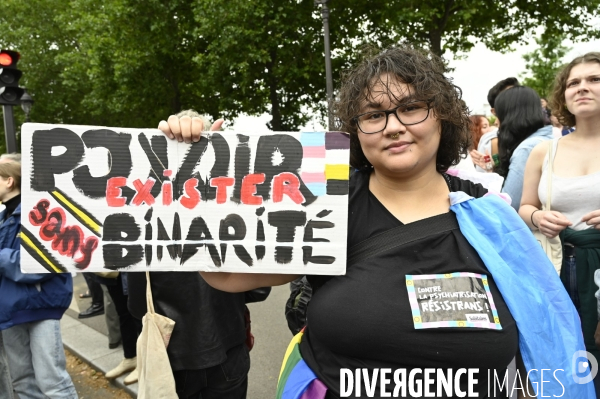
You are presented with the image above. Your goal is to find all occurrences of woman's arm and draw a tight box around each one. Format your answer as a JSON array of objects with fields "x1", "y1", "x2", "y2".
[
  {"x1": 518, "y1": 142, "x2": 571, "y2": 237},
  {"x1": 491, "y1": 137, "x2": 498, "y2": 157},
  {"x1": 470, "y1": 149, "x2": 490, "y2": 171}
]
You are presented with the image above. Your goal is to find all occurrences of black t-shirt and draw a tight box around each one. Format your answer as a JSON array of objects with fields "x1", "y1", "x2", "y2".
[
  {"x1": 302, "y1": 170, "x2": 519, "y2": 398},
  {"x1": 128, "y1": 272, "x2": 247, "y2": 371}
]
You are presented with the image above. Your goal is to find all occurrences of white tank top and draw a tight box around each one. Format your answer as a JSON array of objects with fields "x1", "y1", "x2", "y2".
[{"x1": 538, "y1": 138, "x2": 600, "y2": 231}]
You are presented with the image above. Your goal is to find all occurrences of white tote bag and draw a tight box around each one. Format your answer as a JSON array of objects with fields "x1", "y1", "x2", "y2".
[
  {"x1": 137, "y1": 272, "x2": 178, "y2": 399},
  {"x1": 533, "y1": 140, "x2": 563, "y2": 274}
]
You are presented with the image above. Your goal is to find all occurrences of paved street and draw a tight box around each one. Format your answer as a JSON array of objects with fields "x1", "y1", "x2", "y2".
[{"x1": 67, "y1": 273, "x2": 292, "y2": 398}]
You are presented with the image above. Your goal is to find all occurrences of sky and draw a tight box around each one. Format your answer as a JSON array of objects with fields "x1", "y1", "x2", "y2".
[
  {"x1": 229, "y1": 37, "x2": 600, "y2": 132},
  {"x1": 447, "y1": 38, "x2": 600, "y2": 115}
]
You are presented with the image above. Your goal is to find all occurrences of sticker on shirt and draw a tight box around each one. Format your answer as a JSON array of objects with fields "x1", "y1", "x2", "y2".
[{"x1": 405, "y1": 272, "x2": 501, "y2": 330}]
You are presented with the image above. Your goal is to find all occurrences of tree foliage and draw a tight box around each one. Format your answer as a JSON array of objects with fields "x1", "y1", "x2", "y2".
[
  {"x1": 0, "y1": 0, "x2": 599, "y2": 152},
  {"x1": 193, "y1": 0, "x2": 326, "y2": 130},
  {"x1": 520, "y1": 34, "x2": 571, "y2": 99},
  {"x1": 332, "y1": 0, "x2": 600, "y2": 57}
]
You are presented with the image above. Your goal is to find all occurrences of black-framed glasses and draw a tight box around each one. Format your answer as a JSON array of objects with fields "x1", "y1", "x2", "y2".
[{"x1": 352, "y1": 100, "x2": 433, "y2": 134}]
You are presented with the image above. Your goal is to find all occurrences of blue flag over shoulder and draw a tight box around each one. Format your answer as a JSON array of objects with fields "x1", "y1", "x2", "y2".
[{"x1": 450, "y1": 192, "x2": 595, "y2": 398}]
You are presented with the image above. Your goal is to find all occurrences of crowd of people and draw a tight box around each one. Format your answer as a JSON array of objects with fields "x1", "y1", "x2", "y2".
[{"x1": 0, "y1": 46, "x2": 599, "y2": 399}]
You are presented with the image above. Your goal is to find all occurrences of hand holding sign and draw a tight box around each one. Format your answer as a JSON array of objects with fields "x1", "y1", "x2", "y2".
[{"x1": 158, "y1": 114, "x2": 224, "y2": 143}]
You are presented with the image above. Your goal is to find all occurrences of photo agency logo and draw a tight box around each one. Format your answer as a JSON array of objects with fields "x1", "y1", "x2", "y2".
[
  {"x1": 572, "y1": 351, "x2": 598, "y2": 385},
  {"x1": 339, "y1": 353, "x2": 598, "y2": 399}
]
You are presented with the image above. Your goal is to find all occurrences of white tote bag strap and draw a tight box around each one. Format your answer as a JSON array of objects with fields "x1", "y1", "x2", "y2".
[{"x1": 146, "y1": 271, "x2": 155, "y2": 315}]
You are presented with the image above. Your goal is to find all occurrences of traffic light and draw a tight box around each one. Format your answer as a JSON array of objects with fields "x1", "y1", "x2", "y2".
[{"x1": 0, "y1": 50, "x2": 24, "y2": 106}]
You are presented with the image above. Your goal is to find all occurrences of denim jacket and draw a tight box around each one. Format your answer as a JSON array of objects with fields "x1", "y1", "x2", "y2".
[
  {"x1": 502, "y1": 125, "x2": 554, "y2": 211},
  {"x1": 0, "y1": 203, "x2": 73, "y2": 330}
]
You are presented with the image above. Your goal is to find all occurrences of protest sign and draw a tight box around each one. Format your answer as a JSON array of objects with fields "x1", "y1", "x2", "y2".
[
  {"x1": 406, "y1": 273, "x2": 502, "y2": 330},
  {"x1": 20, "y1": 123, "x2": 350, "y2": 275}
]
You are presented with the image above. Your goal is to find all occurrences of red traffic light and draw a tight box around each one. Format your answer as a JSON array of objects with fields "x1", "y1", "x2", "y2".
[
  {"x1": 0, "y1": 54, "x2": 12, "y2": 66},
  {"x1": 0, "y1": 50, "x2": 20, "y2": 67}
]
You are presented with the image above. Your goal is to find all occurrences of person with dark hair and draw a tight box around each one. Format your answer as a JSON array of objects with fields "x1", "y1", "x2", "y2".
[
  {"x1": 494, "y1": 86, "x2": 553, "y2": 210},
  {"x1": 159, "y1": 46, "x2": 588, "y2": 398},
  {"x1": 471, "y1": 77, "x2": 520, "y2": 171},
  {"x1": 487, "y1": 77, "x2": 520, "y2": 113},
  {"x1": 520, "y1": 51, "x2": 600, "y2": 395}
]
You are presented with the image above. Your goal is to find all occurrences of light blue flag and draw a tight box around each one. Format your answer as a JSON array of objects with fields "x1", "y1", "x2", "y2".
[{"x1": 450, "y1": 192, "x2": 596, "y2": 398}]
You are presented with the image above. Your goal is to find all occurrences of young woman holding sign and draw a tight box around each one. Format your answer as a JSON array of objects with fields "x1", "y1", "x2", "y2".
[{"x1": 160, "y1": 47, "x2": 587, "y2": 398}]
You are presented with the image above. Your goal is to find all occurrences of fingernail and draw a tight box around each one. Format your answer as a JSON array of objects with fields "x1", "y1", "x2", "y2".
[{"x1": 169, "y1": 134, "x2": 174, "y2": 139}]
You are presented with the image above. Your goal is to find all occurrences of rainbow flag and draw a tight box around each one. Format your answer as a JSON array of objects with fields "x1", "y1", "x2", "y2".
[{"x1": 276, "y1": 329, "x2": 327, "y2": 399}]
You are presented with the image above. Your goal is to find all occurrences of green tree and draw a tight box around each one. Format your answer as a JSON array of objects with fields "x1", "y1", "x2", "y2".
[
  {"x1": 0, "y1": 0, "x2": 85, "y2": 153},
  {"x1": 520, "y1": 34, "x2": 571, "y2": 99},
  {"x1": 193, "y1": 0, "x2": 326, "y2": 130},
  {"x1": 331, "y1": 0, "x2": 600, "y2": 57}
]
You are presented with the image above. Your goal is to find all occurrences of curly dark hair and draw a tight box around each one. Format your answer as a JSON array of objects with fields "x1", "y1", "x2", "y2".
[
  {"x1": 550, "y1": 52, "x2": 600, "y2": 128},
  {"x1": 335, "y1": 46, "x2": 471, "y2": 172}
]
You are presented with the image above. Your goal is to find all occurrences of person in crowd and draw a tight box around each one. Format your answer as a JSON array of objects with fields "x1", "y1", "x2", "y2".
[
  {"x1": 78, "y1": 273, "x2": 105, "y2": 318},
  {"x1": 78, "y1": 274, "x2": 122, "y2": 351},
  {"x1": 493, "y1": 86, "x2": 553, "y2": 210},
  {"x1": 519, "y1": 51, "x2": 600, "y2": 395},
  {"x1": 0, "y1": 160, "x2": 78, "y2": 399},
  {"x1": 159, "y1": 47, "x2": 587, "y2": 398},
  {"x1": 102, "y1": 285, "x2": 122, "y2": 349},
  {"x1": 471, "y1": 77, "x2": 519, "y2": 171},
  {"x1": 130, "y1": 109, "x2": 270, "y2": 399},
  {"x1": 540, "y1": 97, "x2": 552, "y2": 125},
  {"x1": 128, "y1": 271, "x2": 251, "y2": 398},
  {"x1": 102, "y1": 273, "x2": 141, "y2": 384},
  {"x1": 0, "y1": 157, "x2": 16, "y2": 399},
  {"x1": 550, "y1": 114, "x2": 576, "y2": 137},
  {"x1": 468, "y1": 114, "x2": 491, "y2": 151},
  {"x1": 550, "y1": 114, "x2": 564, "y2": 138},
  {"x1": 0, "y1": 155, "x2": 20, "y2": 399}
]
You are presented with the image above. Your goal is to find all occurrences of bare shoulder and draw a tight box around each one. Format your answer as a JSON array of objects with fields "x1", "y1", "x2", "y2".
[{"x1": 528, "y1": 140, "x2": 552, "y2": 166}]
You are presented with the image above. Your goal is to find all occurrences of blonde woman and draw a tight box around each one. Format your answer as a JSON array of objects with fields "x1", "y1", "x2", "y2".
[{"x1": 0, "y1": 161, "x2": 78, "y2": 398}]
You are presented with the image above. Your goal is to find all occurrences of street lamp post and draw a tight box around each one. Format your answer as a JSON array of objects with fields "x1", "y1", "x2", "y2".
[
  {"x1": 20, "y1": 88, "x2": 33, "y2": 122},
  {"x1": 315, "y1": 0, "x2": 334, "y2": 131}
]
